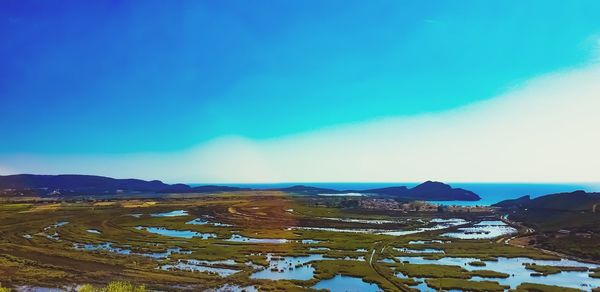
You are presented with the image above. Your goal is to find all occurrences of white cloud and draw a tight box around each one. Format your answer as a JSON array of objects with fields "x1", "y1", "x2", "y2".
[
  {"x1": 2, "y1": 61, "x2": 600, "y2": 183},
  {"x1": 0, "y1": 165, "x2": 12, "y2": 175}
]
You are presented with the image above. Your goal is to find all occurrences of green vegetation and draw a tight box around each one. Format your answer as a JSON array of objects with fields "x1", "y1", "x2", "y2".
[
  {"x1": 469, "y1": 270, "x2": 509, "y2": 278},
  {"x1": 391, "y1": 263, "x2": 508, "y2": 279},
  {"x1": 468, "y1": 260, "x2": 486, "y2": 267},
  {"x1": 0, "y1": 203, "x2": 31, "y2": 211},
  {"x1": 78, "y1": 282, "x2": 146, "y2": 292},
  {"x1": 425, "y1": 278, "x2": 508, "y2": 291},
  {"x1": 0, "y1": 284, "x2": 11, "y2": 292},
  {"x1": 311, "y1": 260, "x2": 399, "y2": 290},
  {"x1": 514, "y1": 282, "x2": 582, "y2": 292},
  {"x1": 394, "y1": 263, "x2": 470, "y2": 279},
  {"x1": 506, "y1": 205, "x2": 600, "y2": 261},
  {"x1": 524, "y1": 263, "x2": 587, "y2": 275},
  {"x1": 0, "y1": 193, "x2": 596, "y2": 290}
]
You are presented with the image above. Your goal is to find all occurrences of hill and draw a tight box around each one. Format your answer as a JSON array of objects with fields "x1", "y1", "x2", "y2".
[
  {"x1": 275, "y1": 181, "x2": 481, "y2": 201},
  {"x1": 493, "y1": 191, "x2": 600, "y2": 211},
  {"x1": 0, "y1": 174, "x2": 480, "y2": 201},
  {"x1": 0, "y1": 174, "x2": 191, "y2": 196},
  {"x1": 361, "y1": 181, "x2": 480, "y2": 201}
]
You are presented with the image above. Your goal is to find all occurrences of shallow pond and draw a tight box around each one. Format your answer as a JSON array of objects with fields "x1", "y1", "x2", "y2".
[
  {"x1": 442, "y1": 220, "x2": 517, "y2": 239},
  {"x1": 396, "y1": 256, "x2": 600, "y2": 290},
  {"x1": 394, "y1": 247, "x2": 444, "y2": 254},
  {"x1": 15, "y1": 286, "x2": 67, "y2": 292},
  {"x1": 300, "y1": 239, "x2": 322, "y2": 244},
  {"x1": 161, "y1": 259, "x2": 239, "y2": 277},
  {"x1": 136, "y1": 226, "x2": 216, "y2": 239},
  {"x1": 226, "y1": 234, "x2": 288, "y2": 244},
  {"x1": 312, "y1": 275, "x2": 383, "y2": 292},
  {"x1": 290, "y1": 227, "x2": 376, "y2": 233},
  {"x1": 186, "y1": 217, "x2": 232, "y2": 227},
  {"x1": 408, "y1": 240, "x2": 448, "y2": 245},
  {"x1": 309, "y1": 247, "x2": 330, "y2": 251},
  {"x1": 86, "y1": 229, "x2": 101, "y2": 234},
  {"x1": 151, "y1": 210, "x2": 189, "y2": 217},
  {"x1": 212, "y1": 284, "x2": 258, "y2": 292},
  {"x1": 320, "y1": 217, "x2": 400, "y2": 224},
  {"x1": 380, "y1": 218, "x2": 468, "y2": 236},
  {"x1": 74, "y1": 242, "x2": 132, "y2": 255},
  {"x1": 474, "y1": 220, "x2": 507, "y2": 226},
  {"x1": 73, "y1": 242, "x2": 191, "y2": 259},
  {"x1": 43, "y1": 221, "x2": 69, "y2": 240},
  {"x1": 250, "y1": 254, "x2": 325, "y2": 280},
  {"x1": 291, "y1": 218, "x2": 468, "y2": 237},
  {"x1": 250, "y1": 253, "x2": 367, "y2": 280},
  {"x1": 142, "y1": 247, "x2": 192, "y2": 259}
]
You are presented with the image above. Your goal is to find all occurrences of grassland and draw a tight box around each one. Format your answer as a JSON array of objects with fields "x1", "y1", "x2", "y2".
[{"x1": 514, "y1": 282, "x2": 583, "y2": 292}]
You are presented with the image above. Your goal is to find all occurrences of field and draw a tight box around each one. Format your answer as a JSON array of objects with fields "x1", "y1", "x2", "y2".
[{"x1": 0, "y1": 192, "x2": 594, "y2": 291}]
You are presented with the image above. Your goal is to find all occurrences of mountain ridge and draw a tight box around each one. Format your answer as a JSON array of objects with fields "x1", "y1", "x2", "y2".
[
  {"x1": 0, "y1": 174, "x2": 480, "y2": 201},
  {"x1": 492, "y1": 190, "x2": 600, "y2": 211}
]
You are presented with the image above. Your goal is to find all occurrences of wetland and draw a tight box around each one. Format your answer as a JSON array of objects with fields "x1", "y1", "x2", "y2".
[{"x1": 1, "y1": 192, "x2": 599, "y2": 291}]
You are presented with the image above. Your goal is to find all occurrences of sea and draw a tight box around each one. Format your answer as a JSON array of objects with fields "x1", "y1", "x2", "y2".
[{"x1": 190, "y1": 182, "x2": 600, "y2": 206}]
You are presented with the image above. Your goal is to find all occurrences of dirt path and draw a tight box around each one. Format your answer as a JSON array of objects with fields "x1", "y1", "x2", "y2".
[{"x1": 368, "y1": 241, "x2": 411, "y2": 292}]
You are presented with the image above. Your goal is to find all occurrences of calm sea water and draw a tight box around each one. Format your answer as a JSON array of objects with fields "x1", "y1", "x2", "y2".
[{"x1": 191, "y1": 182, "x2": 600, "y2": 206}]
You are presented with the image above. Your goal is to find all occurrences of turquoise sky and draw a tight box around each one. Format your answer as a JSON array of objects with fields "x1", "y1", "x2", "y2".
[{"x1": 1, "y1": 1, "x2": 600, "y2": 155}]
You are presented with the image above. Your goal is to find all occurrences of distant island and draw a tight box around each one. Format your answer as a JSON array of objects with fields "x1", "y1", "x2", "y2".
[{"x1": 0, "y1": 174, "x2": 481, "y2": 201}]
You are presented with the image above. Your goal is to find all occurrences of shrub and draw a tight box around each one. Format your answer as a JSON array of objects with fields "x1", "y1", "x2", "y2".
[
  {"x1": 106, "y1": 282, "x2": 145, "y2": 292},
  {"x1": 77, "y1": 284, "x2": 95, "y2": 292},
  {"x1": 77, "y1": 282, "x2": 145, "y2": 292}
]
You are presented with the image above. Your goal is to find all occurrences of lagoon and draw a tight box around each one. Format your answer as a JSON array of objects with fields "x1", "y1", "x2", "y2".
[{"x1": 396, "y1": 256, "x2": 600, "y2": 290}]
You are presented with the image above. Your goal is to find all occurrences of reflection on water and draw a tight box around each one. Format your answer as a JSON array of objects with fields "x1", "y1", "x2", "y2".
[
  {"x1": 226, "y1": 234, "x2": 288, "y2": 244},
  {"x1": 309, "y1": 247, "x2": 330, "y2": 251},
  {"x1": 380, "y1": 218, "x2": 468, "y2": 236},
  {"x1": 151, "y1": 210, "x2": 189, "y2": 217},
  {"x1": 408, "y1": 240, "x2": 448, "y2": 245},
  {"x1": 320, "y1": 217, "x2": 401, "y2": 224},
  {"x1": 396, "y1": 256, "x2": 600, "y2": 290},
  {"x1": 300, "y1": 239, "x2": 322, "y2": 244},
  {"x1": 212, "y1": 284, "x2": 258, "y2": 292},
  {"x1": 74, "y1": 242, "x2": 131, "y2": 255},
  {"x1": 73, "y1": 242, "x2": 192, "y2": 259},
  {"x1": 290, "y1": 218, "x2": 468, "y2": 237},
  {"x1": 312, "y1": 275, "x2": 383, "y2": 292},
  {"x1": 442, "y1": 220, "x2": 517, "y2": 239},
  {"x1": 136, "y1": 226, "x2": 216, "y2": 239},
  {"x1": 161, "y1": 259, "x2": 240, "y2": 277},
  {"x1": 43, "y1": 221, "x2": 69, "y2": 241},
  {"x1": 250, "y1": 253, "x2": 366, "y2": 280},
  {"x1": 394, "y1": 247, "x2": 445, "y2": 254},
  {"x1": 187, "y1": 217, "x2": 233, "y2": 227},
  {"x1": 250, "y1": 254, "x2": 324, "y2": 280}
]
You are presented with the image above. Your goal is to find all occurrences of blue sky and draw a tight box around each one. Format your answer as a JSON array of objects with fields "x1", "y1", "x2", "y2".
[
  {"x1": 1, "y1": 1, "x2": 600, "y2": 183},
  {"x1": 2, "y1": 1, "x2": 599, "y2": 154}
]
